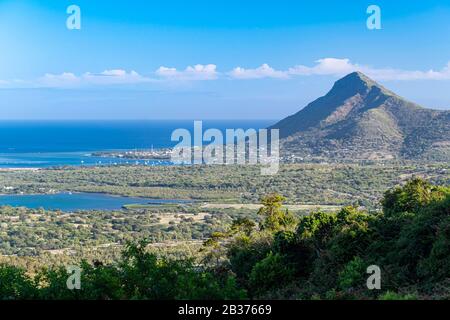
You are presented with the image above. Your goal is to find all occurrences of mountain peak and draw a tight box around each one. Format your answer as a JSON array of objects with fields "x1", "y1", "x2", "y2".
[
  {"x1": 346, "y1": 71, "x2": 379, "y2": 86},
  {"x1": 270, "y1": 72, "x2": 450, "y2": 161},
  {"x1": 328, "y1": 71, "x2": 383, "y2": 97},
  {"x1": 344, "y1": 71, "x2": 373, "y2": 82}
]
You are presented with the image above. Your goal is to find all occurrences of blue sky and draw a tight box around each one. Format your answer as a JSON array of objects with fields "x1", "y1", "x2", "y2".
[{"x1": 0, "y1": 0, "x2": 449, "y2": 119}]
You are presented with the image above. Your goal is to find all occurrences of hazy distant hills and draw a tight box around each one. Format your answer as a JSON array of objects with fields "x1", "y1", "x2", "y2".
[{"x1": 270, "y1": 72, "x2": 450, "y2": 161}]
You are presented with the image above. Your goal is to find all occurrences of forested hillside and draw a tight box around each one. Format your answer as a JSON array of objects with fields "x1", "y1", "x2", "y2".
[{"x1": 1, "y1": 178, "x2": 449, "y2": 300}]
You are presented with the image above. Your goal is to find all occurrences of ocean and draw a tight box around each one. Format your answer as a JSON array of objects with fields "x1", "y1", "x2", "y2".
[{"x1": 0, "y1": 120, "x2": 274, "y2": 168}]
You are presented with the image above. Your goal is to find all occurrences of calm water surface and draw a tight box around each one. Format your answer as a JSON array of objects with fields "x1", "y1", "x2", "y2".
[{"x1": 0, "y1": 193, "x2": 189, "y2": 211}]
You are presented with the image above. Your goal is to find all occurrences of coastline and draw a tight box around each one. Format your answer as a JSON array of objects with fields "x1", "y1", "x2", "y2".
[{"x1": 0, "y1": 168, "x2": 40, "y2": 172}]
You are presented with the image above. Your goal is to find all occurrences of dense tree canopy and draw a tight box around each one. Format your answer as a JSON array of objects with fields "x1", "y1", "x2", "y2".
[{"x1": 0, "y1": 178, "x2": 449, "y2": 300}]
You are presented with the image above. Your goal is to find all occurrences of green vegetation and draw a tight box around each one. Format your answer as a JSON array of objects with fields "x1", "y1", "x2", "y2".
[
  {"x1": 0, "y1": 203, "x2": 259, "y2": 256},
  {"x1": 0, "y1": 242, "x2": 245, "y2": 300},
  {"x1": 1, "y1": 178, "x2": 448, "y2": 300},
  {"x1": 1, "y1": 162, "x2": 448, "y2": 206}
]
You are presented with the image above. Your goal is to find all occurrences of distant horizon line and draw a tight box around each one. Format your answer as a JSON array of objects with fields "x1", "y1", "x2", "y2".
[{"x1": 0, "y1": 119, "x2": 278, "y2": 121}]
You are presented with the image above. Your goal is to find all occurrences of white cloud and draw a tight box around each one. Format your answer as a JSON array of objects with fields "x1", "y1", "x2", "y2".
[
  {"x1": 83, "y1": 70, "x2": 151, "y2": 85},
  {"x1": 288, "y1": 58, "x2": 450, "y2": 81},
  {"x1": 358, "y1": 62, "x2": 450, "y2": 81},
  {"x1": 101, "y1": 69, "x2": 128, "y2": 76},
  {"x1": 288, "y1": 58, "x2": 357, "y2": 76},
  {"x1": 39, "y1": 72, "x2": 81, "y2": 87},
  {"x1": 37, "y1": 70, "x2": 152, "y2": 88},
  {"x1": 225, "y1": 59, "x2": 450, "y2": 81},
  {"x1": 229, "y1": 63, "x2": 289, "y2": 79},
  {"x1": 156, "y1": 64, "x2": 218, "y2": 81},
  {"x1": 2, "y1": 60, "x2": 450, "y2": 89}
]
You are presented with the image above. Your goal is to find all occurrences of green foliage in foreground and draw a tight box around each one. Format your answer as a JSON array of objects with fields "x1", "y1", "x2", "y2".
[
  {"x1": 224, "y1": 178, "x2": 449, "y2": 299},
  {"x1": 0, "y1": 242, "x2": 246, "y2": 300},
  {"x1": 0, "y1": 178, "x2": 449, "y2": 300}
]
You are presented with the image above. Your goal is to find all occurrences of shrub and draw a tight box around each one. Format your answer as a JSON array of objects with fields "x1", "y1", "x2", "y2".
[
  {"x1": 338, "y1": 256, "x2": 367, "y2": 291},
  {"x1": 249, "y1": 252, "x2": 296, "y2": 297}
]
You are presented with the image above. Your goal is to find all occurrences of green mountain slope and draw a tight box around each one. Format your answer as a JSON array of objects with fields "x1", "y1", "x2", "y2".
[{"x1": 270, "y1": 72, "x2": 450, "y2": 161}]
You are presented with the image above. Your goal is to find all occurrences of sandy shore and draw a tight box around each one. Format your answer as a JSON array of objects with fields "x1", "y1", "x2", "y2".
[{"x1": 0, "y1": 168, "x2": 40, "y2": 172}]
